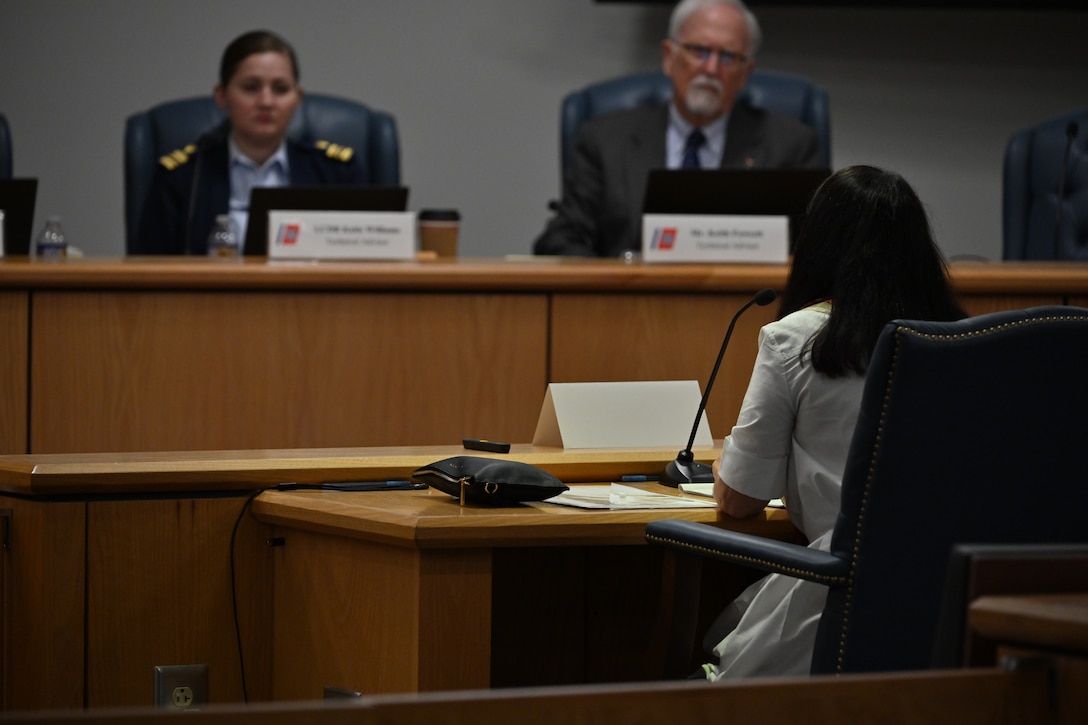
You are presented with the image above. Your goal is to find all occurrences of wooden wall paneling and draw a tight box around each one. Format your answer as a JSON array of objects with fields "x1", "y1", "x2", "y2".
[
  {"x1": 270, "y1": 528, "x2": 491, "y2": 698},
  {"x1": 549, "y1": 293, "x2": 774, "y2": 439},
  {"x1": 1068, "y1": 295, "x2": 1088, "y2": 308},
  {"x1": 0, "y1": 292, "x2": 27, "y2": 454},
  {"x1": 580, "y1": 545, "x2": 672, "y2": 683},
  {"x1": 494, "y1": 540, "x2": 789, "y2": 688},
  {"x1": 415, "y1": 548, "x2": 493, "y2": 691},
  {"x1": 85, "y1": 496, "x2": 273, "y2": 707},
  {"x1": 2, "y1": 497, "x2": 85, "y2": 710},
  {"x1": 958, "y1": 295, "x2": 1065, "y2": 318},
  {"x1": 16, "y1": 263, "x2": 1088, "y2": 456},
  {"x1": 490, "y1": 547, "x2": 587, "y2": 688},
  {"x1": 29, "y1": 291, "x2": 548, "y2": 454}
]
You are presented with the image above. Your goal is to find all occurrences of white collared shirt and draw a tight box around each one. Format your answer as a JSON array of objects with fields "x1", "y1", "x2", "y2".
[
  {"x1": 227, "y1": 138, "x2": 290, "y2": 243},
  {"x1": 667, "y1": 105, "x2": 728, "y2": 170},
  {"x1": 709, "y1": 304, "x2": 866, "y2": 679}
]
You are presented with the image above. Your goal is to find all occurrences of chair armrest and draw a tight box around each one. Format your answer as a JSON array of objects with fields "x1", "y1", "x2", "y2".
[{"x1": 645, "y1": 520, "x2": 849, "y2": 586}]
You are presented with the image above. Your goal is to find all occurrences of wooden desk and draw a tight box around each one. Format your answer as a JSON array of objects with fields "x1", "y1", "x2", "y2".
[
  {"x1": 251, "y1": 479, "x2": 791, "y2": 698},
  {"x1": 1, "y1": 257, "x2": 1085, "y2": 455},
  {"x1": 969, "y1": 593, "x2": 1088, "y2": 656},
  {"x1": 0, "y1": 444, "x2": 793, "y2": 710},
  {"x1": 969, "y1": 593, "x2": 1088, "y2": 725}
]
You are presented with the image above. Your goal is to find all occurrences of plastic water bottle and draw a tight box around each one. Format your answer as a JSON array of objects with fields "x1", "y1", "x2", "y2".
[
  {"x1": 35, "y1": 216, "x2": 68, "y2": 258},
  {"x1": 207, "y1": 215, "x2": 240, "y2": 257}
]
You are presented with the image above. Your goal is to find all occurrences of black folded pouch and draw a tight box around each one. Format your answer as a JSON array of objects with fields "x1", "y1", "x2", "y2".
[{"x1": 411, "y1": 456, "x2": 569, "y2": 506}]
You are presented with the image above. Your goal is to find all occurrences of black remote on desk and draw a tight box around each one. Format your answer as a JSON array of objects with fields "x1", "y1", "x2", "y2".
[{"x1": 462, "y1": 439, "x2": 511, "y2": 454}]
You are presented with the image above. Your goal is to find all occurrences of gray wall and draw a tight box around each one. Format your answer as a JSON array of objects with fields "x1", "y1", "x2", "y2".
[{"x1": 2, "y1": 1, "x2": 1085, "y2": 261}]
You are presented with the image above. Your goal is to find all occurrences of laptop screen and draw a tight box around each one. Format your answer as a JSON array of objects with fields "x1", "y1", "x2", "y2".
[
  {"x1": 641, "y1": 169, "x2": 830, "y2": 250},
  {"x1": 243, "y1": 185, "x2": 409, "y2": 255},
  {"x1": 0, "y1": 178, "x2": 39, "y2": 255}
]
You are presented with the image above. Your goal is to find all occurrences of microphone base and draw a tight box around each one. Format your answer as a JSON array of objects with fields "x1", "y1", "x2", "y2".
[{"x1": 660, "y1": 458, "x2": 715, "y2": 488}]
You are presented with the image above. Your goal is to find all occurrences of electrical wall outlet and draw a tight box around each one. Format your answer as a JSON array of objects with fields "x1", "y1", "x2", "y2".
[{"x1": 154, "y1": 664, "x2": 208, "y2": 709}]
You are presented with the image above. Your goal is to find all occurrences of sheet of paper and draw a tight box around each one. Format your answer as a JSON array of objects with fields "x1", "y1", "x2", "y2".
[
  {"x1": 677, "y1": 483, "x2": 786, "y2": 509},
  {"x1": 538, "y1": 484, "x2": 717, "y2": 510}
]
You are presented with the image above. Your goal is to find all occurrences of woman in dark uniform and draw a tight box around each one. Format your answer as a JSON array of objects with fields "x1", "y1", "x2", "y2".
[{"x1": 135, "y1": 30, "x2": 366, "y2": 255}]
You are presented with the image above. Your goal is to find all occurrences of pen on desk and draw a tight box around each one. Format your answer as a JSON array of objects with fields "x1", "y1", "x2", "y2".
[{"x1": 618, "y1": 474, "x2": 660, "y2": 482}]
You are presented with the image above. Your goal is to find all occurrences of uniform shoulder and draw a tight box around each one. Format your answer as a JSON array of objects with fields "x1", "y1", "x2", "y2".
[
  {"x1": 156, "y1": 143, "x2": 200, "y2": 171},
  {"x1": 307, "y1": 139, "x2": 356, "y2": 164}
]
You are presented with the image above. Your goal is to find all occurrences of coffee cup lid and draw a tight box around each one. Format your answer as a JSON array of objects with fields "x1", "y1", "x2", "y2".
[{"x1": 419, "y1": 209, "x2": 460, "y2": 222}]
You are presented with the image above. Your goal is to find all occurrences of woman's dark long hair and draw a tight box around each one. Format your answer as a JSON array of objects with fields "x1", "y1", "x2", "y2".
[
  {"x1": 219, "y1": 30, "x2": 300, "y2": 87},
  {"x1": 777, "y1": 165, "x2": 966, "y2": 377}
]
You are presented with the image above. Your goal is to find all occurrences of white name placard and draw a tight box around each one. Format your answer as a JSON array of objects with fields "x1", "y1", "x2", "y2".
[
  {"x1": 267, "y1": 210, "x2": 416, "y2": 260},
  {"x1": 641, "y1": 213, "x2": 789, "y2": 263}
]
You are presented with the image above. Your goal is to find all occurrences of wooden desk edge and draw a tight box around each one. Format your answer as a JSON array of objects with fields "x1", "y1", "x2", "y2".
[
  {"x1": 969, "y1": 592, "x2": 1088, "y2": 653},
  {"x1": 0, "y1": 667, "x2": 1052, "y2": 723},
  {"x1": 0, "y1": 444, "x2": 719, "y2": 496},
  {"x1": 249, "y1": 486, "x2": 794, "y2": 549},
  {"x1": 2, "y1": 257, "x2": 1088, "y2": 295}
]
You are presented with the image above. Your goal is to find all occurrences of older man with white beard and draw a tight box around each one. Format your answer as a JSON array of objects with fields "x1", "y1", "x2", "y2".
[{"x1": 534, "y1": 0, "x2": 821, "y2": 258}]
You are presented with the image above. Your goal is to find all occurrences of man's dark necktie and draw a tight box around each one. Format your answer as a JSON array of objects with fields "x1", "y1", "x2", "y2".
[{"x1": 681, "y1": 128, "x2": 707, "y2": 169}]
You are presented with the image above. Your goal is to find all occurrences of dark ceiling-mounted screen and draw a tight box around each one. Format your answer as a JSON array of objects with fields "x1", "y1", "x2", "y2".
[{"x1": 595, "y1": 1, "x2": 1083, "y2": 8}]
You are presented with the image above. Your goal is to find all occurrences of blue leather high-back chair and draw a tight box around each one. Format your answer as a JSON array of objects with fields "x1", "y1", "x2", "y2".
[
  {"x1": 0, "y1": 113, "x2": 12, "y2": 179},
  {"x1": 1003, "y1": 108, "x2": 1088, "y2": 260},
  {"x1": 647, "y1": 305, "x2": 1088, "y2": 676},
  {"x1": 124, "y1": 94, "x2": 400, "y2": 254},
  {"x1": 559, "y1": 69, "x2": 831, "y2": 181}
]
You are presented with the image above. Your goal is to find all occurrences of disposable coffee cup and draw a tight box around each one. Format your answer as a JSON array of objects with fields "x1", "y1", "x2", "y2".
[{"x1": 418, "y1": 209, "x2": 460, "y2": 258}]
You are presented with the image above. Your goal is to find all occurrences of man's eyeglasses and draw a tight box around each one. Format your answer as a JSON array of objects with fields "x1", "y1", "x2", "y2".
[{"x1": 672, "y1": 40, "x2": 749, "y2": 69}]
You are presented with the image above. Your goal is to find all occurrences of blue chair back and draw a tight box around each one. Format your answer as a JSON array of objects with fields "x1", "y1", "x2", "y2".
[
  {"x1": 0, "y1": 114, "x2": 12, "y2": 179},
  {"x1": 813, "y1": 305, "x2": 1088, "y2": 673},
  {"x1": 559, "y1": 69, "x2": 831, "y2": 179},
  {"x1": 1003, "y1": 108, "x2": 1088, "y2": 260},
  {"x1": 124, "y1": 94, "x2": 400, "y2": 254}
]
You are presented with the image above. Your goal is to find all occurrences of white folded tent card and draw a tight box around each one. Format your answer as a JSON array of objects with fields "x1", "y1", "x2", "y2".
[{"x1": 532, "y1": 380, "x2": 713, "y2": 449}]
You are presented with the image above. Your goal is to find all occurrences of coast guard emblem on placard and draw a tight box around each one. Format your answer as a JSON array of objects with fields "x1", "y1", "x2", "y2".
[
  {"x1": 650, "y1": 227, "x2": 678, "y2": 250},
  {"x1": 275, "y1": 223, "x2": 301, "y2": 246}
]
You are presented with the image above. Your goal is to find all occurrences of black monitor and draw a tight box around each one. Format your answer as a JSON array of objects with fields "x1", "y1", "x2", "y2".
[
  {"x1": 0, "y1": 178, "x2": 38, "y2": 255},
  {"x1": 641, "y1": 168, "x2": 829, "y2": 250},
  {"x1": 243, "y1": 185, "x2": 409, "y2": 256}
]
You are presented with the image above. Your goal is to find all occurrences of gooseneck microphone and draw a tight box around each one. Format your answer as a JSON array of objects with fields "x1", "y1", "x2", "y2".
[
  {"x1": 661, "y1": 287, "x2": 777, "y2": 487},
  {"x1": 1054, "y1": 120, "x2": 1079, "y2": 260}
]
